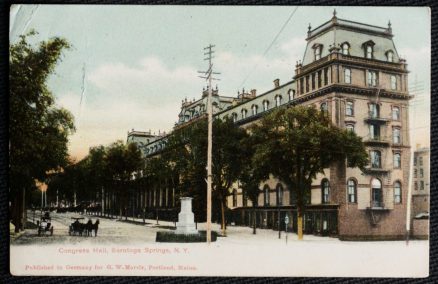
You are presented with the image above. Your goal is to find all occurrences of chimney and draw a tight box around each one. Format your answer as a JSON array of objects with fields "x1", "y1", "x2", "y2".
[
  {"x1": 274, "y1": 79, "x2": 280, "y2": 88},
  {"x1": 250, "y1": 89, "x2": 256, "y2": 97}
]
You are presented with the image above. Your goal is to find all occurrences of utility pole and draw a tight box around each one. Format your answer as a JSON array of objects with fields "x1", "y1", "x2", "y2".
[{"x1": 198, "y1": 44, "x2": 220, "y2": 244}]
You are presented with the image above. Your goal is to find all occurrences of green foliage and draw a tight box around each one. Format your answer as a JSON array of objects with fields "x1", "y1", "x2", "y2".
[
  {"x1": 251, "y1": 105, "x2": 368, "y2": 213},
  {"x1": 9, "y1": 31, "x2": 74, "y2": 229}
]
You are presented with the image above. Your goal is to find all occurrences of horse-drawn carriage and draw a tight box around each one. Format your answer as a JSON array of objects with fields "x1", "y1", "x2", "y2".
[
  {"x1": 69, "y1": 217, "x2": 99, "y2": 237},
  {"x1": 37, "y1": 214, "x2": 54, "y2": 236}
]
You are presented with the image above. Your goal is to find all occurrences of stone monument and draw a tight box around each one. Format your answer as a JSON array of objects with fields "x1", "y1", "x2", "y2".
[{"x1": 175, "y1": 197, "x2": 198, "y2": 235}]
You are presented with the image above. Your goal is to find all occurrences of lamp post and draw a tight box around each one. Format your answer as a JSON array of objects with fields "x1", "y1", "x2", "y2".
[{"x1": 284, "y1": 214, "x2": 289, "y2": 244}]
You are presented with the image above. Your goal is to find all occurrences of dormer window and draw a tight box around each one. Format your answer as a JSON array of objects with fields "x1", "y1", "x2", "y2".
[
  {"x1": 263, "y1": 100, "x2": 269, "y2": 111},
  {"x1": 362, "y1": 40, "x2": 375, "y2": 59},
  {"x1": 341, "y1": 42, "x2": 350, "y2": 55},
  {"x1": 386, "y1": 50, "x2": 394, "y2": 62},
  {"x1": 251, "y1": 104, "x2": 258, "y2": 116},
  {"x1": 275, "y1": 95, "x2": 282, "y2": 107},
  {"x1": 313, "y1": 44, "x2": 323, "y2": 61},
  {"x1": 232, "y1": 112, "x2": 238, "y2": 122},
  {"x1": 241, "y1": 109, "x2": 247, "y2": 119}
]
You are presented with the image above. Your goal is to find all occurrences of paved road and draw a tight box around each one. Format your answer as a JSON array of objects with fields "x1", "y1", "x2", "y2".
[{"x1": 12, "y1": 211, "x2": 176, "y2": 245}]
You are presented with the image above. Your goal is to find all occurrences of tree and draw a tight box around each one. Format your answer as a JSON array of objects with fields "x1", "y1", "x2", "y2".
[
  {"x1": 186, "y1": 118, "x2": 247, "y2": 235},
  {"x1": 9, "y1": 31, "x2": 74, "y2": 232},
  {"x1": 251, "y1": 106, "x2": 368, "y2": 240},
  {"x1": 105, "y1": 141, "x2": 144, "y2": 219},
  {"x1": 238, "y1": 131, "x2": 269, "y2": 235}
]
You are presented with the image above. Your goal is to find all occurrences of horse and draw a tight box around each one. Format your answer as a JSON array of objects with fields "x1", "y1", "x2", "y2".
[{"x1": 85, "y1": 219, "x2": 99, "y2": 237}]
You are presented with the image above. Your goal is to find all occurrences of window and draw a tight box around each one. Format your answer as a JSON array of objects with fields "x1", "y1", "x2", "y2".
[
  {"x1": 393, "y1": 153, "x2": 401, "y2": 168},
  {"x1": 369, "y1": 103, "x2": 379, "y2": 118},
  {"x1": 369, "y1": 124, "x2": 380, "y2": 140},
  {"x1": 317, "y1": 71, "x2": 322, "y2": 88},
  {"x1": 321, "y1": 179, "x2": 330, "y2": 203},
  {"x1": 263, "y1": 185, "x2": 270, "y2": 206},
  {"x1": 344, "y1": 68, "x2": 351, "y2": 84},
  {"x1": 300, "y1": 78, "x2": 304, "y2": 94},
  {"x1": 420, "y1": 181, "x2": 424, "y2": 190},
  {"x1": 420, "y1": 168, "x2": 424, "y2": 178},
  {"x1": 312, "y1": 74, "x2": 316, "y2": 90},
  {"x1": 387, "y1": 51, "x2": 394, "y2": 62},
  {"x1": 306, "y1": 76, "x2": 310, "y2": 92},
  {"x1": 263, "y1": 100, "x2": 269, "y2": 111},
  {"x1": 371, "y1": 178, "x2": 383, "y2": 208},
  {"x1": 371, "y1": 150, "x2": 381, "y2": 168},
  {"x1": 241, "y1": 109, "x2": 247, "y2": 119},
  {"x1": 347, "y1": 179, "x2": 357, "y2": 203},
  {"x1": 366, "y1": 45, "x2": 373, "y2": 59},
  {"x1": 276, "y1": 184, "x2": 284, "y2": 206},
  {"x1": 232, "y1": 113, "x2": 238, "y2": 123},
  {"x1": 342, "y1": 42, "x2": 350, "y2": 55},
  {"x1": 415, "y1": 182, "x2": 418, "y2": 191},
  {"x1": 346, "y1": 124, "x2": 355, "y2": 133},
  {"x1": 232, "y1": 189, "x2": 237, "y2": 207},
  {"x1": 414, "y1": 156, "x2": 417, "y2": 166},
  {"x1": 419, "y1": 156, "x2": 423, "y2": 166},
  {"x1": 251, "y1": 105, "x2": 258, "y2": 116},
  {"x1": 392, "y1": 106, "x2": 400, "y2": 120},
  {"x1": 390, "y1": 75, "x2": 397, "y2": 90},
  {"x1": 315, "y1": 46, "x2": 321, "y2": 60},
  {"x1": 368, "y1": 71, "x2": 377, "y2": 86},
  {"x1": 394, "y1": 182, "x2": 402, "y2": 204},
  {"x1": 346, "y1": 101, "x2": 354, "y2": 116},
  {"x1": 414, "y1": 168, "x2": 417, "y2": 178},
  {"x1": 393, "y1": 128, "x2": 401, "y2": 144},
  {"x1": 275, "y1": 95, "x2": 282, "y2": 107},
  {"x1": 320, "y1": 102, "x2": 328, "y2": 114},
  {"x1": 324, "y1": 68, "x2": 329, "y2": 85}
]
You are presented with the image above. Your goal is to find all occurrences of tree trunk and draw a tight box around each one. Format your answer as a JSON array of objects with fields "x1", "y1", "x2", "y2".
[
  {"x1": 220, "y1": 199, "x2": 226, "y2": 236},
  {"x1": 297, "y1": 211, "x2": 303, "y2": 240}
]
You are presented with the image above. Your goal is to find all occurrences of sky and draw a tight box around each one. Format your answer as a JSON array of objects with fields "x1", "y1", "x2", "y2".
[{"x1": 10, "y1": 5, "x2": 430, "y2": 160}]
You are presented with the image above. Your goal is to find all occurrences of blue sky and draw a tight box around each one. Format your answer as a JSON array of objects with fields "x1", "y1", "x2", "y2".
[{"x1": 10, "y1": 5, "x2": 430, "y2": 159}]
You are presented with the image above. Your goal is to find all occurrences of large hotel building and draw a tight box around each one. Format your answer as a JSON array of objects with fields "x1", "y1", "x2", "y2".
[{"x1": 126, "y1": 12, "x2": 412, "y2": 240}]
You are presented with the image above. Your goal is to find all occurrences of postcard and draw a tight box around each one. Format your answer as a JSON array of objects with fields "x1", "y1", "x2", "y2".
[{"x1": 9, "y1": 5, "x2": 430, "y2": 277}]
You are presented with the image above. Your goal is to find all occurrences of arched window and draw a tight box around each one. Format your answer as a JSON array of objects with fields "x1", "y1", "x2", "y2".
[
  {"x1": 393, "y1": 127, "x2": 401, "y2": 144},
  {"x1": 263, "y1": 100, "x2": 269, "y2": 111},
  {"x1": 371, "y1": 150, "x2": 381, "y2": 168},
  {"x1": 392, "y1": 106, "x2": 400, "y2": 120},
  {"x1": 232, "y1": 189, "x2": 238, "y2": 207},
  {"x1": 371, "y1": 178, "x2": 383, "y2": 208},
  {"x1": 344, "y1": 68, "x2": 351, "y2": 84},
  {"x1": 321, "y1": 179, "x2": 330, "y2": 203},
  {"x1": 232, "y1": 112, "x2": 238, "y2": 122},
  {"x1": 387, "y1": 51, "x2": 394, "y2": 62},
  {"x1": 288, "y1": 89, "x2": 296, "y2": 101},
  {"x1": 276, "y1": 184, "x2": 284, "y2": 205},
  {"x1": 347, "y1": 179, "x2": 357, "y2": 203},
  {"x1": 320, "y1": 102, "x2": 328, "y2": 114},
  {"x1": 241, "y1": 109, "x2": 247, "y2": 119},
  {"x1": 263, "y1": 185, "x2": 270, "y2": 206},
  {"x1": 342, "y1": 42, "x2": 350, "y2": 55},
  {"x1": 393, "y1": 152, "x2": 401, "y2": 168},
  {"x1": 251, "y1": 104, "x2": 258, "y2": 116},
  {"x1": 394, "y1": 182, "x2": 402, "y2": 204},
  {"x1": 275, "y1": 95, "x2": 282, "y2": 107}
]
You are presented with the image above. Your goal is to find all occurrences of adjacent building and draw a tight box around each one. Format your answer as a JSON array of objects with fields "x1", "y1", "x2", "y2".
[{"x1": 127, "y1": 12, "x2": 415, "y2": 240}]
